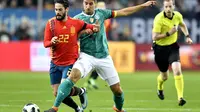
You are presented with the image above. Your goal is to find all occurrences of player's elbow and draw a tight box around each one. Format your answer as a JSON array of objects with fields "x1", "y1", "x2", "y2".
[
  {"x1": 43, "y1": 42, "x2": 50, "y2": 48},
  {"x1": 44, "y1": 45, "x2": 49, "y2": 48}
]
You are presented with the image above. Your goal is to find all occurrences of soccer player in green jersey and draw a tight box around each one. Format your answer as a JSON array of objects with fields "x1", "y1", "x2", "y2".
[
  {"x1": 44, "y1": 0, "x2": 156, "y2": 112},
  {"x1": 152, "y1": 0, "x2": 193, "y2": 106}
]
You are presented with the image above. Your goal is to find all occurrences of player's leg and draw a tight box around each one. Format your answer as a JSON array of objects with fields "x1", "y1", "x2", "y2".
[
  {"x1": 157, "y1": 71, "x2": 169, "y2": 100},
  {"x1": 169, "y1": 45, "x2": 186, "y2": 106},
  {"x1": 95, "y1": 55, "x2": 125, "y2": 112},
  {"x1": 61, "y1": 65, "x2": 85, "y2": 111},
  {"x1": 46, "y1": 53, "x2": 93, "y2": 111},
  {"x1": 153, "y1": 44, "x2": 170, "y2": 100},
  {"x1": 155, "y1": 58, "x2": 169, "y2": 100},
  {"x1": 49, "y1": 63, "x2": 84, "y2": 112}
]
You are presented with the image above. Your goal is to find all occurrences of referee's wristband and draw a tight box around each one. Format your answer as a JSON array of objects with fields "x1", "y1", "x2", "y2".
[
  {"x1": 186, "y1": 34, "x2": 190, "y2": 38},
  {"x1": 166, "y1": 32, "x2": 170, "y2": 37}
]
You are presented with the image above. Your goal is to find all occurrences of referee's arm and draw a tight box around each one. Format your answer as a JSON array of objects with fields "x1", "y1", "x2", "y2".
[
  {"x1": 179, "y1": 22, "x2": 189, "y2": 37},
  {"x1": 152, "y1": 26, "x2": 178, "y2": 41},
  {"x1": 152, "y1": 32, "x2": 167, "y2": 41}
]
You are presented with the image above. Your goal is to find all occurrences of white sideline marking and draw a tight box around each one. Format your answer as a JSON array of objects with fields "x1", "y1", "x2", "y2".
[{"x1": 100, "y1": 107, "x2": 199, "y2": 111}]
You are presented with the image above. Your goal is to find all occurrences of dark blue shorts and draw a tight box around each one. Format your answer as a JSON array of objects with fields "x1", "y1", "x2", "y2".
[{"x1": 49, "y1": 61, "x2": 73, "y2": 85}]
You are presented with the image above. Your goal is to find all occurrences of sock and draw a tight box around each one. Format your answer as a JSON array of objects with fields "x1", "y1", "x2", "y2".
[
  {"x1": 90, "y1": 71, "x2": 98, "y2": 79},
  {"x1": 54, "y1": 78, "x2": 74, "y2": 107},
  {"x1": 113, "y1": 92, "x2": 124, "y2": 111},
  {"x1": 174, "y1": 75, "x2": 184, "y2": 99},
  {"x1": 70, "y1": 86, "x2": 84, "y2": 96},
  {"x1": 157, "y1": 75, "x2": 165, "y2": 90},
  {"x1": 62, "y1": 97, "x2": 78, "y2": 110},
  {"x1": 89, "y1": 78, "x2": 96, "y2": 85}
]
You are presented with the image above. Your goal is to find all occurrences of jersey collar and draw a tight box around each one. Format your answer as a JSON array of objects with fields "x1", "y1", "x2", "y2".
[
  {"x1": 164, "y1": 12, "x2": 175, "y2": 20},
  {"x1": 82, "y1": 9, "x2": 96, "y2": 17}
]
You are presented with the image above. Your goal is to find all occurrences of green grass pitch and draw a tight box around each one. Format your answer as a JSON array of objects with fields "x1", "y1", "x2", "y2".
[{"x1": 0, "y1": 71, "x2": 200, "y2": 112}]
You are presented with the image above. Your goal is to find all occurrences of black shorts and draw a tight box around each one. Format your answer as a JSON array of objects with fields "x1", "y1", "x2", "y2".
[{"x1": 152, "y1": 42, "x2": 180, "y2": 72}]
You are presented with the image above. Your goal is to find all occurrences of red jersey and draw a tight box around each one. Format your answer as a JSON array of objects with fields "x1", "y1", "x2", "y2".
[{"x1": 44, "y1": 16, "x2": 93, "y2": 66}]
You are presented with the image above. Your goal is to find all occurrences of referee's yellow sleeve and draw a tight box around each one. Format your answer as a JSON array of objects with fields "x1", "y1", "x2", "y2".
[
  {"x1": 178, "y1": 13, "x2": 184, "y2": 24},
  {"x1": 153, "y1": 17, "x2": 162, "y2": 33}
]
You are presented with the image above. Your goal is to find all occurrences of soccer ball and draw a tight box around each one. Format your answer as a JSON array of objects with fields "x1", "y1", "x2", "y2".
[{"x1": 22, "y1": 103, "x2": 40, "y2": 112}]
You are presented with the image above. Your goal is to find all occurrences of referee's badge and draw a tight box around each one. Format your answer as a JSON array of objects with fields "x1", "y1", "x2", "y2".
[{"x1": 90, "y1": 18, "x2": 94, "y2": 23}]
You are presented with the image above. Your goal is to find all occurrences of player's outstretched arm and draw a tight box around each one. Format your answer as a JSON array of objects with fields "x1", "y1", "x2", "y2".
[{"x1": 115, "y1": 0, "x2": 156, "y2": 17}]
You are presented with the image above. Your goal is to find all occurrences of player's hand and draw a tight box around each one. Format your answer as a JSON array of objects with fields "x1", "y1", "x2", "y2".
[
  {"x1": 78, "y1": 29, "x2": 93, "y2": 37},
  {"x1": 93, "y1": 20, "x2": 100, "y2": 33},
  {"x1": 83, "y1": 29, "x2": 93, "y2": 34},
  {"x1": 186, "y1": 37, "x2": 193, "y2": 44},
  {"x1": 169, "y1": 25, "x2": 178, "y2": 35},
  {"x1": 51, "y1": 36, "x2": 58, "y2": 44},
  {"x1": 142, "y1": 0, "x2": 156, "y2": 7}
]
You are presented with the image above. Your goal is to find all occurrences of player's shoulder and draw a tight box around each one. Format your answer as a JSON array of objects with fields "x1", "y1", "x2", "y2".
[
  {"x1": 154, "y1": 11, "x2": 164, "y2": 22},
  {"x1": 48, "y1": 17, "x2": 56, "y2": 22},
  {"x1": 69, "y1": 16, "x2": 82, "y2": 22},
  {"x1": 74, "y1": 13, "x2": 84, "y2": 19},
  {"x1": 68, "y1": 16, "x2": 84, "y2": 26},
  {"x1": 46, "y1": 17, "x2": 56, "y2": 26},
  {"x1": 174, "y1": 11, "x2": 182, "y2": 17},
  {"x1": 155, "y1": 11, "x2": 164, "y2": 19},
  {"x1": 95, "y1": 8, "x2": 110, "y2": 13}
]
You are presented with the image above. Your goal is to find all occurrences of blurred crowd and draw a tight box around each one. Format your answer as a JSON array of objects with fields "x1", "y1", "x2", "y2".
[
  {"x1": 0, "y1": 0, "x2": 200, "y2": 42},
  {"x1": 0, "y1": 0, "x2": 199, "y2": 12}
]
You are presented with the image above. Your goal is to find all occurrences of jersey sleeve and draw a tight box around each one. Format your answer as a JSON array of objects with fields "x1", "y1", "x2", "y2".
[
  {"x1": 44, "y1": 21, "x2": 52, "y2": 48},
  {"x1": 178, "y1": 12, "x2": 184, "y2": 25},
  {"x1": 98, "y1": 9, "x2": 116, "y2": 20},
  {"x1": 152, "y1": 15, "x2": 162, "y2": 33},
  {"x1": 75, "y1": 19, "x2": 93, "y2": 32},
  {"x1": 76, "y1": 19, "x2": 86, "y2": 32}
]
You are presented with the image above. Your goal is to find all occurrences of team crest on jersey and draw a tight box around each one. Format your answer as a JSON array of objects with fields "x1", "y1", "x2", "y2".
[
  {"x1": 90, "y1": 18, "x2": 94, "y2": 23},
  {"x1": 70, "y1": 26, "x2": 75, "y2": 36}
]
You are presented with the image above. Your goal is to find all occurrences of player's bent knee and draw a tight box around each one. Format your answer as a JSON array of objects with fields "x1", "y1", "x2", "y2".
[
  {"x1": 69, "y1": 68, "x2": 81, "y2": 83},
  {"x1": 173, "y1": 70, "x2": 182, "y2": 76},
  {"x1": 162, "y1": 76, "x2": 168, "y2": 81}
]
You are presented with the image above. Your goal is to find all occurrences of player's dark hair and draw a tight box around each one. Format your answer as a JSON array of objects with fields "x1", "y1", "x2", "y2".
[{"x1": 54, "y1": 0, "x2": 69, "y2": 8}]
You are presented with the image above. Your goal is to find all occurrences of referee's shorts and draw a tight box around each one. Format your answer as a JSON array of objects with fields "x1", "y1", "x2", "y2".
[{"x1": 152, "y1": 42, "x2": 180, "y2": 72}]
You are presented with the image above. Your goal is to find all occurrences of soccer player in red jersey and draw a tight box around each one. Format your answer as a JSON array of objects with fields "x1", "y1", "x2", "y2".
[{"x1": 43, "y1": 0, "x2": 99, "y2": 112}]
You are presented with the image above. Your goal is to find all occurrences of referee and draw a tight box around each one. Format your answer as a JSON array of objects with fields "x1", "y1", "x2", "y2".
[{"x1": 152, "y1": 0, "x2": 192, "y2": 106}]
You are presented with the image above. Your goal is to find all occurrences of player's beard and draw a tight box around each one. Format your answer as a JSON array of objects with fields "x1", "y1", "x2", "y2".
[{"x1": 56, "y1": 12, "x2": 66, "y2": 21}]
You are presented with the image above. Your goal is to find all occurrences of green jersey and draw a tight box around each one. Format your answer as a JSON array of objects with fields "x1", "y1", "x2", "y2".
[{"x1": 74, "y1": 8, "x2": 115, "y2": 58}]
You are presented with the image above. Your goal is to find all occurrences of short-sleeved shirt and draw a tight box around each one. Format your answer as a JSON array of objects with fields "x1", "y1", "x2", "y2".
[
  {"x1": 153, "y1": 11, "x2": 184, "y2": 46},
  {"x1": 74, "y1": 9, "x2": 116, "y2": 58}
]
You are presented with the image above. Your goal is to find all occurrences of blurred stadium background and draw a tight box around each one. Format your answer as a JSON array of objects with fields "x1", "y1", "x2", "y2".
[{"x1": 0, "y1": 0, "x2": 200, "y2": 112}]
